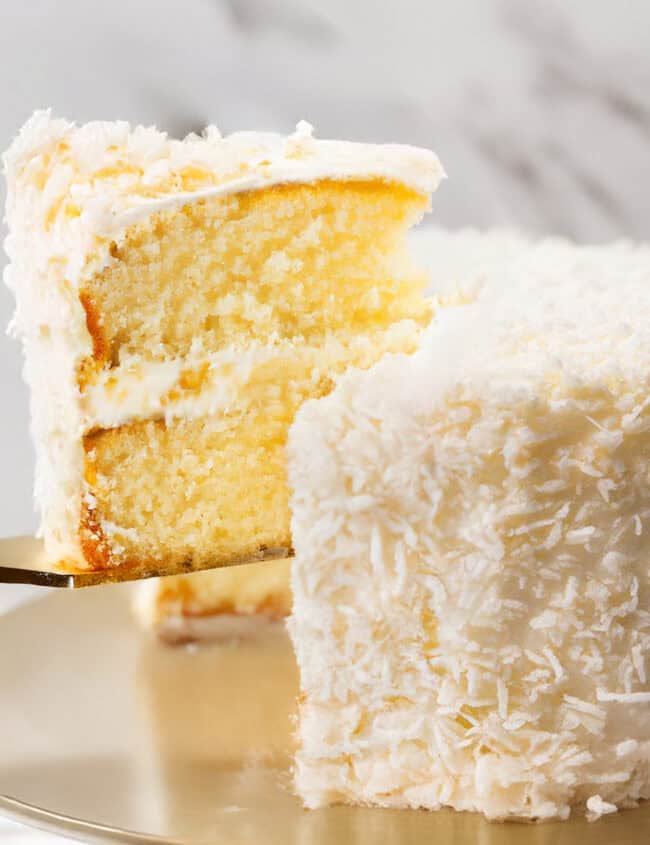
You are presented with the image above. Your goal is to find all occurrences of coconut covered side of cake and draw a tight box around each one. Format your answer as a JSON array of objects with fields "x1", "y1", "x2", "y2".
[
  {"x1": 2, "y1": 111, "x2": 443, "y2": 573},
  {"x1": 288, "y1": 238, "x2": 650, "y2": 821}
]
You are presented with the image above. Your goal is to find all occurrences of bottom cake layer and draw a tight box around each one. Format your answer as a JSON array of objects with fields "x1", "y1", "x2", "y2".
[{"x1": 82, "y1": 401, "x2": 298, "y2": 571}]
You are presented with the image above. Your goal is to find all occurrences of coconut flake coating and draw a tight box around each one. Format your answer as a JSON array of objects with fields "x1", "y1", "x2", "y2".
[{"x1": 288, "y1": 237, "x2": 650, "y2": 821}]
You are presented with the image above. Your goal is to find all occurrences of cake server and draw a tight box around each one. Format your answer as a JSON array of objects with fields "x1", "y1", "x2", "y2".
[{"x1": 0, "y1": 536, "x2": 292, "y2": 588}]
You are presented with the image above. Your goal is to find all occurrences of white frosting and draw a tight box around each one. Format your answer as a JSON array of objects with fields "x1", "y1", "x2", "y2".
[
  {"x1": 83, "y1": 320, "x2": 422, "y2": 430},
  {"x1": 288, "y1": 237, "x2": 650, "y2": 820},
  {"x1": 2, "y1": 111, "x2": 443, "y2": 566},
  {"x1": 4, "y1": 114, "x2": 442, "y2": 300}
]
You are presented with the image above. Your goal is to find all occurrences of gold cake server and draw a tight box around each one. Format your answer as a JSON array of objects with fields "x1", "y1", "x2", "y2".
[{"x1": 0, "y1": 536, "x2": 292, "y2": 588}]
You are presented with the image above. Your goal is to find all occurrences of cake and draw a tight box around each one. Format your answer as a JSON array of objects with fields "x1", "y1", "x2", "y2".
[
  {"x1": 288, "y1": 237, "x2": 650, "y2": 821},
  {"x1": 132, "y1": 227, "x2": 528, "y2": 639},
  {"x1": 3, "y1": 111, "x2": 443, "y2": 575}
]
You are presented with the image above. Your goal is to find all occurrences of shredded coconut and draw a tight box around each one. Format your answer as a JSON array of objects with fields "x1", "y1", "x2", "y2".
[{"x1": 289, "y1": 234, "x2": 650, "y2": 821}]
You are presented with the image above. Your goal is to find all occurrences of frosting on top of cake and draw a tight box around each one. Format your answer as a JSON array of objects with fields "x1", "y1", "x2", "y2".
[
  {"x1": 4, "y1": 111, "x2": 443, "y2": 298},
  {"x1": 420, "y1": 238, "x2": 650, "y2": 390}
]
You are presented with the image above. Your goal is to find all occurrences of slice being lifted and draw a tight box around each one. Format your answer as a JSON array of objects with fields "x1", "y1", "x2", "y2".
[{"x1": 3, "y1": 112, "x2": 443, "y2": 575}]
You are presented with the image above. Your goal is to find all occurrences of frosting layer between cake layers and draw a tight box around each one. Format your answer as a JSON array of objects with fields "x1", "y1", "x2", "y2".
[
  {"x1": 80, "y1": 321, "x2": 425, "y2": 430},
  {"x1": 288, "y1": 238, "x2": 650, "y2": 821}
]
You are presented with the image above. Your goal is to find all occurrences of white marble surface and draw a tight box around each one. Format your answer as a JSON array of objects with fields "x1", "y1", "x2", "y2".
[{"x1": 0, "y1": 4, "x2": 649, "y2": 838}]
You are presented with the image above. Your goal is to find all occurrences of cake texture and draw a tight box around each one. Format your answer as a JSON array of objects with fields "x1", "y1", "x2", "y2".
[
  {"x1": 133, "y1": 227, "x2": 525, "y2": 639},
  {"x1": 3, "y1": 111, "x2": 443, "y2": 573},
  {"x1": 288, "y1": 237, "x2": 650, "y2": 821}
]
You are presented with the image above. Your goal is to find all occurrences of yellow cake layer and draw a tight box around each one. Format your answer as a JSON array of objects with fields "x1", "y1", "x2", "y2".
[
  {"x1": 84, "y1": 404, "x2": 296, "y2": 570},
  {"x1": 80, "y1": 180, "x2": 430, "y2": 378}
]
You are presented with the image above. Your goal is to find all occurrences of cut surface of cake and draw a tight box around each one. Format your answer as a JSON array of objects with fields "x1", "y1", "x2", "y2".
[
  {"x1": 134, "y1": 227, "x2": 528, "y2": 639},
  {"x1": 288, "y1": 238, "x2": 650, "y2": 821},
  {"x1": 3, "y1": 112, "x2": 443, "y2": 575}
]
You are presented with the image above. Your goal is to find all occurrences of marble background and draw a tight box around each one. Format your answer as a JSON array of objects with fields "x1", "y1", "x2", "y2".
[{"x1": 1, "y1": 0, "x2": 650, "y2": 537}]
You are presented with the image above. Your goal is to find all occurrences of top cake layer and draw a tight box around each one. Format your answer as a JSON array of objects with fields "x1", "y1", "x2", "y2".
[
  {"x1": 4, "y1": 111, "x2": 442, "y2": 314},
  {"x1": 4, "y1": 112, "x2": 443, "y2": 379}
]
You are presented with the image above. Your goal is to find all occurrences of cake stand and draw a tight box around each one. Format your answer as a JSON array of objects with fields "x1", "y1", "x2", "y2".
[{"x1": 0, "y1": 585, "x2": 647, "y2": 844}]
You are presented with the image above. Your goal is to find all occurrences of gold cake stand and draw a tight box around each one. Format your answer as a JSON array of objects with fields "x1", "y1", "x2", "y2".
[{"x1": 0, "y1": 584, "x2": 648, "y2": 844}]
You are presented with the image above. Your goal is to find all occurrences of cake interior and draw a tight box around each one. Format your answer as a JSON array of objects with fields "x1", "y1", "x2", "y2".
[{"x1": 80, "y1": 179, "x2": 432, "y2": 571}]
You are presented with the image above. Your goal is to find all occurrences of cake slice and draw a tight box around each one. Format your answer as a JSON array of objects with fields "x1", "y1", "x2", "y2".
[
  {"x1": 288, "y1": 238, "x2": 650, "y2": 821},
  {"x1": 3, "y1": 112, "x2": 443, "y2": 575},
  {"x1": 134, "y1": 227, "x2": 530, "y2": 640}
]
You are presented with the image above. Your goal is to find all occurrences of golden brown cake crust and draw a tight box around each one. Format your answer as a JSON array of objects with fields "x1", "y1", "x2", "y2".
[{"x1": 78, "y1": 290, "x2": 108, "y2": 389}]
